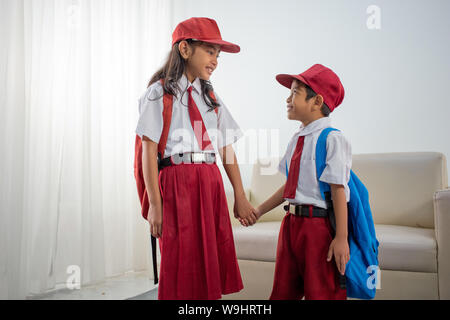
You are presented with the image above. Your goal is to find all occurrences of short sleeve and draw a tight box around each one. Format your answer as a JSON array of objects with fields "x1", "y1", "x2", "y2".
[
  {"x1": 135, "y1": 83, "x2": 164, "y2": 143},
  {"x1": 318, "y1": 131, "x2": 352, "y2": 199},
  {"x1": 215, "y1": 92, "x2": 243, "y2": 148}
]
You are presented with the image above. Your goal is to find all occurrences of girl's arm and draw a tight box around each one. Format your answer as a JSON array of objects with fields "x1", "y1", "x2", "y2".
[
  {"x1": 142, "y1": 136, "x2": 163, "y2": 238},
  {"x1": 327, "y1": 184, "x2": 350, "y2": 275},
  {"x1": 219, "y1": 144, "x2": 257, "y2": 225}
]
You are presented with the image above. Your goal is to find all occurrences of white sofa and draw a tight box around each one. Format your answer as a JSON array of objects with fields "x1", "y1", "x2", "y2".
[{"x1": 224, "y1": 152, "x2": 450, "y2": 300}]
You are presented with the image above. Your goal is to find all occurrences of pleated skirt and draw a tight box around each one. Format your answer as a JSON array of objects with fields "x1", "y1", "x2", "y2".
[{"x1": 157, "y1": 162, "x2": 243, "y2": 300}]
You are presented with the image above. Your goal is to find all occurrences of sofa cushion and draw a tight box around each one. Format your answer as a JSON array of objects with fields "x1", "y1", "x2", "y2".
[
  {"x1": 233, "y1": 221, "x2": 281, "y2": 262},
  {"x1": 376, "y1": 224, "x2": 437, "y2": 273},
  {"x1": 232, "y1": 222, "x2": 437, "y2": 273},
  {"x1": 352, "y1": 152, "x2": 447, "y2": 229}
]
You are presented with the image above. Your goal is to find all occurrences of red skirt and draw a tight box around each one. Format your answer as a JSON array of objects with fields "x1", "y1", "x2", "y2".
[{"x1": 157, "y1": 162, "x2": 243, "y2": 300}]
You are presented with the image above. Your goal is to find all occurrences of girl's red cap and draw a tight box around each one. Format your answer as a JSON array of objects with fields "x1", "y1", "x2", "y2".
[
  {"x1": 172, "y1": 17, "x2": 240, "y2": 53},
  {"x1": 276, "y1": 64, "x2": 345, "y2": 112}
]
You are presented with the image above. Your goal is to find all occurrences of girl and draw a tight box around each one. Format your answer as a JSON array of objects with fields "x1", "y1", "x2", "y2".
[{"x1": 135, "y1": 17, "x2": 258, "y2": 300}]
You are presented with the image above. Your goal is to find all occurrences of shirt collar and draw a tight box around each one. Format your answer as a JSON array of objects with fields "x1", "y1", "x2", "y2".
[
  {"x1": 179, "y1": 73, "x2": 202, "y2": 94},
  {"x1": 297, "y1": 117, "x2": 331, "y2": 136}
]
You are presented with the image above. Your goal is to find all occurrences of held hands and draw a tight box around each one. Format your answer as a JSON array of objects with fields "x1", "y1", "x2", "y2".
[
  {"x1": 327, "y1": 235, "x2": 350, "y2": 275},
  {"x1": 147, "y1": 202, "x2": 163, "y2": 238},
  {"x1": 233, "y1": 192, "x2": 259, "y2": 227}
]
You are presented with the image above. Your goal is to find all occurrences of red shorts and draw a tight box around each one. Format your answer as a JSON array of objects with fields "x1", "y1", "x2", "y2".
[
  {"x1": 157, "y1": 163, "x2": 243, "y2": 300},
  {"x1": 270, "y1": 212, "x2": 347, "y2": 300}
]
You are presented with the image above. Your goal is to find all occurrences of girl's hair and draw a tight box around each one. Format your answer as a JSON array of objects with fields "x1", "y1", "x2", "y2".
[{"x1": 148, "y1": 39, "x2": 220, "y2": 111}]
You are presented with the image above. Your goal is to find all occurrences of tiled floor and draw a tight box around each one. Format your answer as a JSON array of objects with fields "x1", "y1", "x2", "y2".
[{"x1": 26, "y1": 271, "x2": 158, "y2": 300}]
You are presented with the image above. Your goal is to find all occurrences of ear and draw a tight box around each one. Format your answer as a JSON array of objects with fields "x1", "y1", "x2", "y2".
[
  {"x1": 178, "y1": 40, "x2": 191, "y2": 60},
  {"x1": 313, "y1": 94, "x2": 324, "y2": 111}
]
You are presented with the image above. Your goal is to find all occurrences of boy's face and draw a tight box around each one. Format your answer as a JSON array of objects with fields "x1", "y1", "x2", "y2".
[
  {"x1": 286, "y1": 80, "x2": 316, "y2": 121},
  {"x1": 184, "y1": 42, "x2": 221, "y2": 81}
]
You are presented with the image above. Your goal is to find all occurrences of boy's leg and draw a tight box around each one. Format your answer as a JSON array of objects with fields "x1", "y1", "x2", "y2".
[
  {"x1": 293, "y1": 217, "x2": 346, "y2": 300},
  {"x1": 269, "y1": 214, "x2": 304, "y2": 300}
]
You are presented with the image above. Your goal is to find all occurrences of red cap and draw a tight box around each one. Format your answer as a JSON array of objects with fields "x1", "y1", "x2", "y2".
[
  {"x1": 172, "y1": 17, "x2": 240, "y2": 53},
  {"x1": 276, "y1": 64, "x2": 345, "y2": 112}
]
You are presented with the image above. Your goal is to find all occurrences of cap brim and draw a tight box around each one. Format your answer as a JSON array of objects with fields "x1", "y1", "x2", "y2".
[
  {"x1": 276, "y1": 74, "x2": 309, "y2": 89},
  {"x1": 200, "y1": 39, "x2": 240, "y2": 53}
]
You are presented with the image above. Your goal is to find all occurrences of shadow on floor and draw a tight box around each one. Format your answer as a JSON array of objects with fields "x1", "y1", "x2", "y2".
[{"x1": 127, "y1": 286, "x2": 158, "y2": 300}]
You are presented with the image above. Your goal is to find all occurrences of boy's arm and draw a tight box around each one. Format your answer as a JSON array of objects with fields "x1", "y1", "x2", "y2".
[
  {"x1": 330, "y1": 184, "x2": 348, "y2": 239},
  {"x1": 219, "y1": 144, "x2": 257, "y2": 225},
  {"x1": 255, "y1": 184, "x2": 286, "y2": 218},
  {"x1": 327, "y1": 183, "x2": 350, "y2": 275},
  {"x1": 142, "y1": 136, "x2": 163, "y2": 238}
]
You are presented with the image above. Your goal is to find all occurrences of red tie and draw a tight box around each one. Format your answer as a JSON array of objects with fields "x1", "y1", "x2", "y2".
[
  {"x1": 187, "y1": 86, "x2": 213, "y2": 150},
  {"x1": 283, "y1": 135, "x2": 305, "y2": 199}
]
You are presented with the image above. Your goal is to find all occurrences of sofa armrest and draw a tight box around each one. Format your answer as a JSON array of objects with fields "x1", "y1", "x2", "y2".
[
  {"x1": 434, "y1": 188, "x2": 450, "y2": 299},
  {"x1": 225, "y1": 188, "x2": 251, "y2": 227}
]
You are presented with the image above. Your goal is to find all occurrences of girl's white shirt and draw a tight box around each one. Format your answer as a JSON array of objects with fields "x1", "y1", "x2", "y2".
[
  {"x1": 136, "y1": 74, "x2": 243, "y2": 157},
  {"x1": 278, "y1": 117, "x2": 352, "y2": 209}
]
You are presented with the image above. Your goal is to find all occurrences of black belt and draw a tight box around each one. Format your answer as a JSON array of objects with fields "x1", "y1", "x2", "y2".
[
  {"x1": 284, "y1": 204, "x2": 328, "y2": 218},
  {"x1": 158, "y1": 152, "x2": 216, "y2": 170}
]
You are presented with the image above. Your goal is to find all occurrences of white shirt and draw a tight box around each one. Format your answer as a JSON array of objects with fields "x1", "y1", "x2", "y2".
[
  {"x1": 135, "y1": 74, "x2": 243, "y2": 157},
  {"x1": 278, "y1": 117, "x2": 352, "y2": 209}
]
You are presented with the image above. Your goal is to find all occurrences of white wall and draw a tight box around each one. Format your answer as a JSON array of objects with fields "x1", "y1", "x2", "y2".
[{"x1": 169, "y1": 0, "x2": 450, "y2": 190}]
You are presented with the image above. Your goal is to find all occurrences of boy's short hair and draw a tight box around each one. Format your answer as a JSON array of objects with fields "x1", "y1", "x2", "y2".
[{"x1": 298, "y1": 81, "x2": 331, "y2": 117}]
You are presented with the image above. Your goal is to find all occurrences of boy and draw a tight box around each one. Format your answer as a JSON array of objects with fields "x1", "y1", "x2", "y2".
[{"x1": 250, "y1": 64, "x2": 350, "y2": 300}]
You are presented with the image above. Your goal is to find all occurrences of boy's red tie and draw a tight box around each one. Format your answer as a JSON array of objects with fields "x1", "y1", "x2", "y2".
[
  {"x1": 187, "y1": 86, "x2": 213, "y2": 150},
  {"x1": 283, "y1": 135, "x2": 305, "y2": 199}
]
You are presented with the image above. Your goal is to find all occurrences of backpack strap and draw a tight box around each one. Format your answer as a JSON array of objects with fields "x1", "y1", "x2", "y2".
[
  {"x1": 158, "y1": 79, "x2": 174, "y2": 159},
  {"x1": 209, "y1": 91, "x2": 219, "y2": 115},
  {"x1": 315, "y1": 127, "x2": 340, "y2": 200}
]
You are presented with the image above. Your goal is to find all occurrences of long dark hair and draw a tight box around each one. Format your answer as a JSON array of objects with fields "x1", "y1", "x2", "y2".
[{"x1": 148, "y1": 39, "x2": 220, "y2": 111}]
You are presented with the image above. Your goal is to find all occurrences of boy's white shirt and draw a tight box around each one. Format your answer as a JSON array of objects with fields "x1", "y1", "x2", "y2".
[
  {"x1": 136, "y1": 74, "x2": 243, "y2": 157},
  {"x1": 278, "y1": 117, "x2": 352, "y2": 209}
]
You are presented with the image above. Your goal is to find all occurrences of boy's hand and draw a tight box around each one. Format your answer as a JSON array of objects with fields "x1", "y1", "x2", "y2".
[
  {"x1": 238, "y1": 206, "x2": 262, "y2": 227},
  {"x1": 234, "y1": 193, "x2": 257, "y2": 226},
  {"x1": 327, "y1": 236, "x2": 350, "y2": 275},
  {"x1": 147, "y1": 202, "x2": 163, "y2": 238}
]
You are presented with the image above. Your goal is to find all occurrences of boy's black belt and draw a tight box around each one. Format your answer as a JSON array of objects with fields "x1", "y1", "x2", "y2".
[
  {"x1": 284, "y1": 203, "x2": 328, "y2": 218},
  {"x1": 158, "y1": 152, "x2": 216, "y2": 170}
]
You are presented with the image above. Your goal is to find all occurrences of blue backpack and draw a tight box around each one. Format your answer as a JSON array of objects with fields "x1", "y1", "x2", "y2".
[{"x1": 315, "y1": 127, "x2": 380, "y2": 299}]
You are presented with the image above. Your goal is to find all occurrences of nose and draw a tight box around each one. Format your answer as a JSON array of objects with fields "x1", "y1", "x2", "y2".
[
  {"x1": 211, "y1": 56, "x2": 218, "y2": 67},
  {"x1": 286, "y1": 94, "x2": 292, "y2": 104}
]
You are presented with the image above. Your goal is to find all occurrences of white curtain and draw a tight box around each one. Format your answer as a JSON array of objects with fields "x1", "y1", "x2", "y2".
[{"x1": 0, "y1": 0, "x2": 175, "y2": 299}]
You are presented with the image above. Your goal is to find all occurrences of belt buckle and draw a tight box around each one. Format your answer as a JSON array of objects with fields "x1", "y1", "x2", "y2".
[
  {"x1": 192, "y1": 153, "x2": 206, "y2": 163},
  {"x1": 285, "y1": 204, "x2": 296, "y2": 215}
]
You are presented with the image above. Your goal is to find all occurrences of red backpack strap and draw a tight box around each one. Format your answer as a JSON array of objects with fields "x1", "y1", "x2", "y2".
[
  {"x1": 209, "y1": 91, "x2": 219, "y2": 115},
  {"x1": 134, "y1": 79, "x2": 174, "y2": 221},
  {"x1": 158, "y1": 80, "x2": 173, "y2": 158}
]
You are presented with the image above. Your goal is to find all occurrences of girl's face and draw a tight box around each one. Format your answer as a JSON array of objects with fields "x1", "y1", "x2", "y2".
[{"x1": 182, "y1": 41, "x2": 221, "y2": 82}]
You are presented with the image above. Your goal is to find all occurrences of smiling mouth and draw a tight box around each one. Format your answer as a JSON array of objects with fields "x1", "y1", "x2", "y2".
[
  {"x1": 287, "y1": 105, "x2": 293, "y2": 111},
  {"x1": 206, "y1": 67, "x2": 214, "y2": 75}
]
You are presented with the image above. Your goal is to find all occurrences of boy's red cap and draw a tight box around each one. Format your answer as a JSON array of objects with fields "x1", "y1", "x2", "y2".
[
  {"x1": 276, "y1": 64, "x2": 345, "y2": 112},
  {"x1": 172, "y1": 17, "x2": 240, "y2": 53}
]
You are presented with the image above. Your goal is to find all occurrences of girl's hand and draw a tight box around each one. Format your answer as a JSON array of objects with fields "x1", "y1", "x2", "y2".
[
  {"x1": 327, "y1": 236, "x2": 350, "y2": 275},
  {"x1": 147, "y1": 202, "x2": 163, "y2": 238},
  {"x1": 234, "y1": 193, "x2": 257, "y2": 226},
  {"x1": 238, "y1": 206, "x2": 262, "y2": 227}
]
